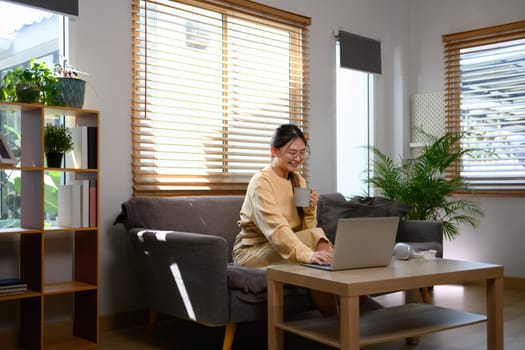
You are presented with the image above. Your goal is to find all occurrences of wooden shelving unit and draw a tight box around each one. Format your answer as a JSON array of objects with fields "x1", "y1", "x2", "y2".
[{"x1": 0, "y1": 102, "x2": 99, "y2": 349}]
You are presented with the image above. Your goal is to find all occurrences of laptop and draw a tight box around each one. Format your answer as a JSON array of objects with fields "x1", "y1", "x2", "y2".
[{"x1": 302, "y1": 216, "x2": 400, "y2": 271}]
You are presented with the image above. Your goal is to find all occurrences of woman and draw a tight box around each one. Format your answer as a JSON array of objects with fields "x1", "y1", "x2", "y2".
[{"x1": 232, "y1": 124, "x2": 337, "y2": 316}]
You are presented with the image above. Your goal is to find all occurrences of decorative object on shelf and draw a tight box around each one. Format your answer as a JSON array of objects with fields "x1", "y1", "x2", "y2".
[
  {"x1": 54, "y1": 59, "x2": 87, "y2": 108},
  {"x1": 0, "y1": 59, "x2": 59, "y2": 105},
  {"x1": 56, "y1": 78, "x2": 86, "y2": 108},
  {"x1": 44, "y1": 124, "x2": 74, "y2": 168},
  {"x1": 366, "y1": 131, "x2": 484, "y2": 240},
  {"x1": 0, "y1": 134, "x2": 16, "y2": 164},
  {"x1": 0, "y1": 58, "x2": 88, "y2": 108},
  {"x1": 0, "y1": 278, "x2": 27, "y2": 295}
]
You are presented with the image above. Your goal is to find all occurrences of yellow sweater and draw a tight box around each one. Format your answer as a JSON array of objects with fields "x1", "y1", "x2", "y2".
[{"x1": 232, "y1": 165, "x2": 328, "y2": 265}]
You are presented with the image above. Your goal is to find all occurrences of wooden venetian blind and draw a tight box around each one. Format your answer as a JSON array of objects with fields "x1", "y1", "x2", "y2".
[
  {"x1": 131, "y1": 0, "x2": 310, "y2": 196},
  {"x1": 443, "y1": 20, "x2": 525, "y2": 194}
]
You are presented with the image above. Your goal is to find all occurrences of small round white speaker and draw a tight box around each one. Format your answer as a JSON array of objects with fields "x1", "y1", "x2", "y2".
[{"x1": 393, "y1": 242, "x2": 413, "y2": 260}]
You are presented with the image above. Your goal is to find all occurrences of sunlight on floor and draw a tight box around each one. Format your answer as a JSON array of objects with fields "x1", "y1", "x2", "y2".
[{"x1": 373, "y1": 284, "x2": 466, "y2": 308}]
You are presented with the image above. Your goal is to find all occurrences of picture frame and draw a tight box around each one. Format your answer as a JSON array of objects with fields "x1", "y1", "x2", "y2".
[{"x1": 0, "y1": 134, "x2": 16, "y2": 164}]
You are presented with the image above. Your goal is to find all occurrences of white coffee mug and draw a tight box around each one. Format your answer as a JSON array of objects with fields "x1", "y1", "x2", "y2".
[{"x1": 294, "y1": 187, "x2": 310, "y2": 207}]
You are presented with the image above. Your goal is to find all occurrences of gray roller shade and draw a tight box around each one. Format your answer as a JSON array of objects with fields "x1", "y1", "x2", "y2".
[
  {"x1": 5, "y1": 0, "x2": 78, "y2": 16},
  {"x1": 337, "y1": 30, "x2": 381, "y2": 74}
]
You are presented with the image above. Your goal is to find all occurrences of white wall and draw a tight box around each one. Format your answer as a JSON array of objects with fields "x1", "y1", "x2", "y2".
[
  {"x1": 73, "y1": 0, "x2": 525, "y2": 316},
  {"x1": 75, "y1": 0, "x2": 136, "y2": 314},
  {"x1": 407, "y1": 0, "x2": 525, "y2": 278}
]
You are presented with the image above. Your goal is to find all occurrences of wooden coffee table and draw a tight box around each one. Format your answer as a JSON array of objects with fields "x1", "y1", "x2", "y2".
[{"x1": 267, "y1": 258, "x2": 503, "y2": 350}]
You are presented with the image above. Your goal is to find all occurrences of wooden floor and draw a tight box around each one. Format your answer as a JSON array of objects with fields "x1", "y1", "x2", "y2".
[{"x1": 97, "y1": 283, "x2": 525, "y2": 350}]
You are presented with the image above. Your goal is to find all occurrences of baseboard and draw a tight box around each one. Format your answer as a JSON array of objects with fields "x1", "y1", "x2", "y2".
[
  {"x1": 99, "y1": 309, "x2": 149, "y2": 332},
  {"x1": 0, "y1": 310, "x2": 149, "y2": 348},
  {"x1": 0, "y1": 320, "x2": 76, "y2": 348}
]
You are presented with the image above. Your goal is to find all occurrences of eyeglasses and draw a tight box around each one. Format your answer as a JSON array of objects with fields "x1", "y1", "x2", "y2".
[{"x1": 283, "y1": 148, "x2": 310, "y2": 161}]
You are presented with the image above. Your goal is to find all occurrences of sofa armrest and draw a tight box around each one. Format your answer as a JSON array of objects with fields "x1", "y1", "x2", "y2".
[{"x1": 129, "y1": 228, "x2": 230, "y2": 326}]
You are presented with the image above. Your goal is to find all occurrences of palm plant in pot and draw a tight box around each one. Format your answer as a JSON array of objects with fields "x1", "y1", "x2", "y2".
[
  {"x1": 44, "y1": 124, "x2": 74, "y2": 168},
  {"x1": 366, "y1": 131, "x2": 484, "y2": 240}
]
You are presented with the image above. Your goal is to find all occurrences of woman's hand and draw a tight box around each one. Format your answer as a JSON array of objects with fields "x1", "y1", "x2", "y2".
[
  {"x1": 311, "y1": 249, "x2": 332, "y2": 265},
  {"x1": 310, "y1": 239, "x2": 333, "y2": 265},
  {"x1": 309, "y1": 188, "x2": 320, "y2": 207}
]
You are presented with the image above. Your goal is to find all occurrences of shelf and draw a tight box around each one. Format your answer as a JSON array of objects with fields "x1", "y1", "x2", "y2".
[
  {"x1": 0, "y1": 228, "x2": 41, "y2": 235},
  {"x1": 277, "y1": 303, "x2": 487, "y2": 348},
  {"x1": 0, "y1": 101, "x2": 43, "y2": 112},
  {"x1": 44, "y1": 227, "x2": 97, "y2": 233},
  {"x1": 0, "y1": 289, "x2": 40, "y2": 301},
  {"x1": 0, "y1": 102, "x2": 99, "y2": 349},
  {"x1": 20, "y1": 166, "x2": 44, "y2": 171},
  {"x1": 0, "y1": 164, "x2": 18, "y2": 170},
  {"x1": 45, "y1": 168, "x2": 98, "y2": 173},
  {"x1": 44, "y1": 281, "x2": 97, "y2": 295},
  {"x1": 45, "y1": 106, "x2": 100, "y2": 116},
  {"x1": 43, "y1": 336, "x2": 97, "y2": 350}
]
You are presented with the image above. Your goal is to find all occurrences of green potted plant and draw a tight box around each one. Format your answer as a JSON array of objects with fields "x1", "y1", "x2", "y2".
[
  {"x1": 0, "y1": 59, "x2": 59, "y2": 105},
  {"x1": 44, "y1": 124, "x2": 74, "y2": 168},
  {"x1": 54, "y1": 59, "x2": 87, "y2": 108},
  {"x1": 366, "y1": 131, "x2": 484, "y2": 240}
]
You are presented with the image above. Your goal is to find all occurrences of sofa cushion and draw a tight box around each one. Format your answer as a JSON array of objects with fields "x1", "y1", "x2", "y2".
[
  {"x1": 317, "y1": 193, "x2": 409, "y2": 243},
  {"x1": 227, "y1": 265, "x2": 267, "y2": 295}
]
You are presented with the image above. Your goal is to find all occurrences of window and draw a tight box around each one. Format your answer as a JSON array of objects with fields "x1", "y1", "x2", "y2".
[
  {"x1": 443, "y1": 20, "x2": 525, "y2": 194},
  {"x1": 132, "y1": 0, "x2": 310, "y2": 195},
  {"x1": 336, "y1": 65, "x2": 374, "y2": 197},
  {"x1": 335, "y1": 31, "x2": 380, "y2": 197},
  {"x1": 0, "y1": 1, "x2": 65, "y2": 227}
]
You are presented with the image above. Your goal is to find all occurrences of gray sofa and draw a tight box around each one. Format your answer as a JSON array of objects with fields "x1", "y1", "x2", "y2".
[
  {"x1": 115, "y1": 195, "x2": 315, "y2": 350},
  {"x1": 115, "y1": 193, "x2": 443, "y2": 349}
]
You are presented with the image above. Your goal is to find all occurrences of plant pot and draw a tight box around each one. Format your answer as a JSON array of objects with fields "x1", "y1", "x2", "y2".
[
  {"x1": 45, "y1": 152, "x2": 64, "y2": 168},
  {"x1": 56, "y1": 78, "x2": 86, "y2": 108},
  {"x1": 16, "y1": 83, "x2": 40, "y2": 103}
]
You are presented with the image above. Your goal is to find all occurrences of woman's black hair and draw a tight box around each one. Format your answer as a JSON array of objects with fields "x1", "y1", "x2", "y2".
[
  {"x1": 271, "y1": 124, "x2": 308, "y2": 217},
  {"x1": 271, "y1": 124, "x2": 308, "y2": 149}
]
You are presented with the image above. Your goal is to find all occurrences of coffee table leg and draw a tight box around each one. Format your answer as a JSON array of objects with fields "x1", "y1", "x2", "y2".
[
  {"x1": 339, "y1": 295, "x2": 360, "y2": 350},
  {"x1": 267, "y1": 278, "x2": 284, "y2": 350},
  {"x1": 486, "y1": 277, "x2": 503, "y2": 350},
  {"x1": 404, "y1": 289, "x2": 420, "y2": 345}
]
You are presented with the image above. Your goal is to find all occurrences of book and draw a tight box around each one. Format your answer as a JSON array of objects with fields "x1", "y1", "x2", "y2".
[
  {"x1": 0, "y1": 278, "x2": 25, "y2": 287},
  {"x1": 57, "y1": 183, "x2": 82, "y2": 227},
  {"x1": 78, "y1": 179, "x2": 89, "y2": 228},
  {"x1": 0, "y1": 278, "x2": 27, "y2": 295},
  {"x1": 87, "y1": 127, "x2": 97, "y2": 169},
  {"x1": 65, "y1": 127, "x2": 87, "y2": 169},
  {"x1": 64, "y1": 126, "x2": 97, "y2": 169},
  {"x1": 0, "y1": 284, "x2": 27, "y2": 294},
  {"x1": 89, "y1": 180, "x2": 97, "y2": 227}
]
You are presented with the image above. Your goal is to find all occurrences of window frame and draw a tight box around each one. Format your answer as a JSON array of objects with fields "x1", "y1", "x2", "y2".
[
  {"x1": 131, "y1": 0, "x2": 311, "y2": 196},
  {"x1": 443, "y1": 20, "x2": 525, "y2": 195},
  {"x1": 0, "y1": 0, "x2": 66, "y2": 226}
]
